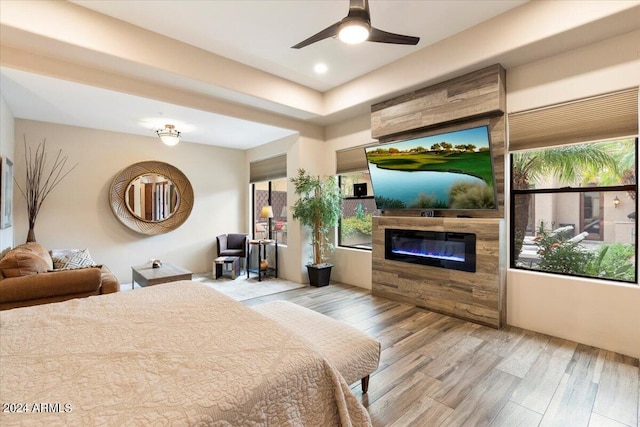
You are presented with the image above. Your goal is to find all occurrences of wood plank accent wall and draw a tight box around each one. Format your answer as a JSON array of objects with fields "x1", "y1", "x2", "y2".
[
  {"x1": 371, "y1": 64, "x2": 506, "y2": 140},
  {"x1": 372, "y1": 216, "x2": 506, "y2": 328},
  {"x1": 369, "y1": 65, "x2": 507, "y2": 328}
]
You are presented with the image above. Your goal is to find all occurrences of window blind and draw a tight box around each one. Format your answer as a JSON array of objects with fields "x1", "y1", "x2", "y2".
[
  {"x1": 249, "y1": 154, "x2": 287, "y2": 183},
  {"x1": 336, "y1": 143, "x2": 377, "y2": 174},
  {"x1": 509, "y1": 88, "x2": 638, "y2": 151}
]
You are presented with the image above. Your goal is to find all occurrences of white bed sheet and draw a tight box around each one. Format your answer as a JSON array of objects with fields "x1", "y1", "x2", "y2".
[{"x1": 0, "y1": 281, "x2": 371, "y2": 426}]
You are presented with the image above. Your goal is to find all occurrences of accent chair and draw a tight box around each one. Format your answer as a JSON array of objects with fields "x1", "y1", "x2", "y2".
[{"x1": 216, "y1": 233, "x2": 249, "y2": 271}]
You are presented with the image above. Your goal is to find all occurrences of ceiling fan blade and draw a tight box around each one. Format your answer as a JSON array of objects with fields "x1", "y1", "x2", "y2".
[
  {"x1": 346, "y1": 0, "x2": 371, "y2": 24},
  {"x1": 368, "y1": 27, "x2": 420, "y2": 45},
  {"x1": 348, "y1": 0, "x2": 369, "y2": 14},
  {"x1": 291, "y1": 22, "x2": 340, "y2": 49}
]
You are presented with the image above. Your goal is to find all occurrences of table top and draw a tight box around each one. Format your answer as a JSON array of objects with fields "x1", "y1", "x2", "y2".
[
  {"x1": 132, "y1": 262, "x2": 192, "y2": 280},
  {"x1": 214, "y1": 256, "x2": 239, "y2": 263},
  {"x1": 249, "y1": 239, "x2": 276, "y2": 245}
]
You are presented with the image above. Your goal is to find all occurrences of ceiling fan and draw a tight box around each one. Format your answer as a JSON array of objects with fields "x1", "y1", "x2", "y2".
[{"x1": 291, "y1": 0, "x2": 420, "y2": 49}]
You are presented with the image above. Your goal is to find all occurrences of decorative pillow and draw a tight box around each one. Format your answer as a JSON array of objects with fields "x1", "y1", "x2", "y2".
[
  {"x1": 50, "y1": 249, "x2": 97, "y2": 270},
  {"x1": 0, "y1": 246, "x2": 51, "y2": 278}
]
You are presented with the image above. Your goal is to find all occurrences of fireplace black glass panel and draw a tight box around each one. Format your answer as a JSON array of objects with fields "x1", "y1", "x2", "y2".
[{"x1": 385, "y1": 229, "x2": 476, "y2": 272}]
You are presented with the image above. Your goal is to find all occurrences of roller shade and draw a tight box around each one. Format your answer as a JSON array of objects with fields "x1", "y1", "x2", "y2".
[
  {"x1": 250, "y1": 154, "x2": 287, "y2": 183},
  {"x1": 509, "y1": 88, "x2": 638, "y2": 151},
  {"x1": 336, "y1": 144, "x2": 376, "y2": 174}
]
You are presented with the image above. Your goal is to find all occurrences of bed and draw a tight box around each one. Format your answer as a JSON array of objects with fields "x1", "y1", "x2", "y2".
[{"x1": 0, "y1": 281, "x2": 372, "y2": 426}]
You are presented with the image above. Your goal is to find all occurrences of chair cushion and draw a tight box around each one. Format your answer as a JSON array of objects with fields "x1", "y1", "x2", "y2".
[
  {"x1": 227, "y1": 234, "x2": 247, "y2": 250},
  {"x1": 0, "y1": 243, "x2": 53, "y2": 278},
  {"x1": 219, "y1": 249, "x2": 244, "y2": 257}
]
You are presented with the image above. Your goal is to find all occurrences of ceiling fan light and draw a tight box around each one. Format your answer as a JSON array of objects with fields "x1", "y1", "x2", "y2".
[
  {"x1": 338, "y1": 20, "x2": 370, "y2": 44},
  {"x1": 156, "y1": 124, "x2": 181, "y2": 146}
]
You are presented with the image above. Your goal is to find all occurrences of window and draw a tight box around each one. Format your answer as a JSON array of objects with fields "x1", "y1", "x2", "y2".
[
  {"x1": 252, "y1": 177, "x2": 288, "y2": 245},
  {"x1": 250, "y1": 155, "x2": 287, "y2": 245},
  {"x1": 511, "y1": 138, "x2": 637, "y2": 283},
  {"x1": 336, "y1": 144, "x2": 377, "y2": 250},
  {"x1": 338, "y1": 171, "x2": 375, "y2": 250}
]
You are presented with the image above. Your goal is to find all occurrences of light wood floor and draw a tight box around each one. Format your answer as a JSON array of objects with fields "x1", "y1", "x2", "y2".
[{"x1": 243, "y1": 283, "x2": 639, "y2": 427}]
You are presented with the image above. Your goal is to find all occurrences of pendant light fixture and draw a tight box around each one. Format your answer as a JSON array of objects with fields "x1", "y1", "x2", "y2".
[{"x1": 157, "y1": 124, "x2": 181, "y2": 146}]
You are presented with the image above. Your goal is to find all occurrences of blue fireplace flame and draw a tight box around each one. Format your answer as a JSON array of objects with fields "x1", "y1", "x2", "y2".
[
  {"x1": 391, "y1": 238, "x2": 465, "y2": 263},
  {"x1": 385, "y1": 229, "x2": 476, "y2": 272}
]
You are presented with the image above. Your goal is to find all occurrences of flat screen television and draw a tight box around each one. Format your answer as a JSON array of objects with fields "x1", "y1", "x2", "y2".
[{"x1": 365, "y1": 125, "x2": 497, "y2": 210}]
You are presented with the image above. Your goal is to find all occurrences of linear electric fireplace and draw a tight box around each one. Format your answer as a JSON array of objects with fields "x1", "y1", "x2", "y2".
[{"x1": 385, "y1": 229, "x2": 476, "y2": 272}]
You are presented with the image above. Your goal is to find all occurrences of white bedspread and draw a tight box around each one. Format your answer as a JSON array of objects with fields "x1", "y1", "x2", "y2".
[{"x1": 0, "y1": 281, "x2": 372, "y2": 426}]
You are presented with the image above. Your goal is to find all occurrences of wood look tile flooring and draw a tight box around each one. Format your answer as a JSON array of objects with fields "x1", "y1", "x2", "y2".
[{"x1": 243, "y1": 283, "x2": 639, "y2": 427}]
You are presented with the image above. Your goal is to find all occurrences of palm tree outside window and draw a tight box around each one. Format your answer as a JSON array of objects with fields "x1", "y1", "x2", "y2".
[{"x1": 510, "y1": 138, "x2": 637, "y2": 283}]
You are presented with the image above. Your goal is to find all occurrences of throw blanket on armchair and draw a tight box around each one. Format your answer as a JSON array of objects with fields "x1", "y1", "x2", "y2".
[{"x1": 0, "y1": 281, "x2": 371, "y2": 426}]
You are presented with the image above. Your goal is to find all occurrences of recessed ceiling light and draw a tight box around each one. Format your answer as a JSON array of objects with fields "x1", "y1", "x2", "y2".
[{"x1": 314, "y1": 63, "x2": 328, "y2": 74}]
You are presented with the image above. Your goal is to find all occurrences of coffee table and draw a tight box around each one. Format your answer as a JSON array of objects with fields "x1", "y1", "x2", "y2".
[{"x1": 131, "y1": 263, "x2": 192, "y2": 289}]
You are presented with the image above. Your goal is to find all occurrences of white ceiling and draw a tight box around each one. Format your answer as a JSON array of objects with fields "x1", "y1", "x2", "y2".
[
  {"x1": 0, "y1": 67, "x2": 298, "y2": 150},
  {"x1": 4, "y1": 0, "x2": 597, "y2": 150},
  {"x1": 70, "y1": 0, "x2": 526, "y2": 92},
  {"x1": 6, "y1": 1, "x2": 639, "y2": 149}
]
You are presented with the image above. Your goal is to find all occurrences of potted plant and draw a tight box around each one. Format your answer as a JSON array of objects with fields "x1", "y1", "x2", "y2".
[{"x1": 290, "y1": 168, "x2": 342, "y2": 286}]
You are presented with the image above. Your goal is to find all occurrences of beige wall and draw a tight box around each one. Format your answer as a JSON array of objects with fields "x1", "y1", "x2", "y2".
[
  {"x1": 247, "y1": 134, "x2": 303, "y2": 283},
  {"x1": 13, "y1": 119, "x2": 247, "y2": 284},
  {"x1": 506, "y1": 31, "x2": 640, "y2": 358},
  {"x1": 325, "y1": 114, "x2": 376, "y2": 289},
  {"x1": 506, "y1": 270, "x2": 640, "y2": 357},
  {"x1": 507, "y1": 30, "x2": 640, "y2": 114},
  {"x1": 0, "y1": 95, "x2": 15, "y2": 254},
  {"x1": 247, "y1": 114, "x2": 376, "y2": 289},
  {"x1": 246, "y1": 131, "x2": 330, "y2": 284}
]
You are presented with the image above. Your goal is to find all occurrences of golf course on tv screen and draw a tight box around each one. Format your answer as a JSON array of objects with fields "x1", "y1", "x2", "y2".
[{"x1": 365, "y1": 126, "x2": 497, "y2": 210}]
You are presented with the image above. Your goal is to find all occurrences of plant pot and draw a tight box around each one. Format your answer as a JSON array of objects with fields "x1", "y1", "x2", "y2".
[{"x1": 307, "y1": 263, "x2": 333, "y2": 287}]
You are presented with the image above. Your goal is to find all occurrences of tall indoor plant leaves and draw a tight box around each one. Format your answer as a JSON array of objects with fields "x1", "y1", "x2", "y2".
[{"x1": 290, "y1": 168, "x2": 342, "y2": 266}]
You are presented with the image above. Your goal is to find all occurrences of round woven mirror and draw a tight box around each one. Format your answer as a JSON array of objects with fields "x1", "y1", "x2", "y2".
[{"x1": 109, "y1": 161, "x2": 193, "y2": 235}]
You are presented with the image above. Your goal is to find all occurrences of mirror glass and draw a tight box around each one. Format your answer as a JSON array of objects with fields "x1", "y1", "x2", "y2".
[{"x1": 125, "y1": 174, "x2": 180, "y2": 222}]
